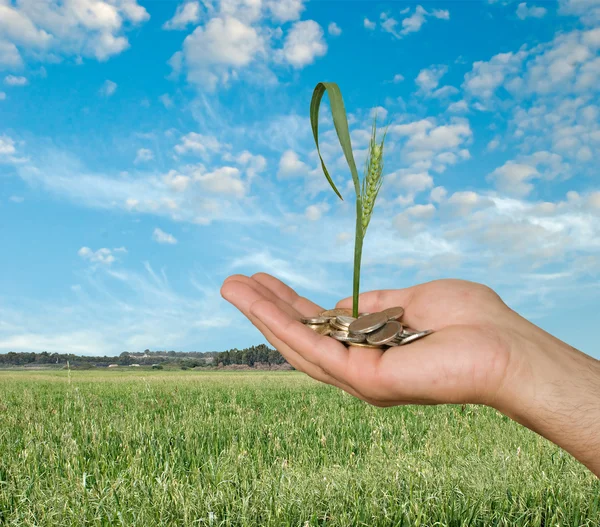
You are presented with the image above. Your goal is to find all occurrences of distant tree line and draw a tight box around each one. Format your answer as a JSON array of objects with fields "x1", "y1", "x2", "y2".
[
  {"x1": 214, "y1": 344, "x2": 287, "y2": 367},
  {"x1": 0, "y1": 345, "x2": 288, "y2": 368}
]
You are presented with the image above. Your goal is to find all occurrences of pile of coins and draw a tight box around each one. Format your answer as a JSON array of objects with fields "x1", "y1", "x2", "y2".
[{"x1": 301, "y1": 307, "x2": 433, "y2": 350}]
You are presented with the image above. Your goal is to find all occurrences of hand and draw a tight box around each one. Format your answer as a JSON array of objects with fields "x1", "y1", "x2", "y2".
[
  {"x1": 221, "y1": 273, "x2": 600, "y2": 477},
  {"x1": 220, "y1": 273, "x2": 522, "y2": 408}
]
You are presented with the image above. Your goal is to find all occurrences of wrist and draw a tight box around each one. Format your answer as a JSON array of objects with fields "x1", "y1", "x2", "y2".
[{"x1": 492, "y1": 314, "x2": 600, "y2": 476}]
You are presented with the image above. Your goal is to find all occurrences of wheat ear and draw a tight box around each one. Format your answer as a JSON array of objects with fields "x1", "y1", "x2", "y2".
[{"x1": 361, "y1": 119, "x2": 387, "y2": 235}]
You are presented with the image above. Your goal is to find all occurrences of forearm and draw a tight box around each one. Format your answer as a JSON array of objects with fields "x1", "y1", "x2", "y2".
[{"x1": 495, "y1": 317, "x2": 600, "y2": 477}]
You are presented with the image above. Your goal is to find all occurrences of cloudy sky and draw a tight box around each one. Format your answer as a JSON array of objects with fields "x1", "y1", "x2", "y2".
[{"x1": 0, "y1": 0, "x2": 599, "y2": 358}]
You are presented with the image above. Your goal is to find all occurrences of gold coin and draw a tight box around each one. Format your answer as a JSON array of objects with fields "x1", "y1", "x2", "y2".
[{"x1": 306, "y1": 324, "x2": 332, "y2": 336}]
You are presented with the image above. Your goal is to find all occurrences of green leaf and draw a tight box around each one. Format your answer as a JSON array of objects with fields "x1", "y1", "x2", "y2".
[{"x1": 310, "y1": 82, "x2": 362, "y2": 201}]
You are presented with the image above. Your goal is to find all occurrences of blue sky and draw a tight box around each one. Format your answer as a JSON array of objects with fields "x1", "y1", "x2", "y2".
[{"x1": 0, "y1": 0, "x2": 599, "y2": 358}]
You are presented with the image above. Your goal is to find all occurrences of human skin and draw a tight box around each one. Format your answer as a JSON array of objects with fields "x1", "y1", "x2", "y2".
[{"x1": 220, "y1": 273, "x2": 600, "y2": 477}]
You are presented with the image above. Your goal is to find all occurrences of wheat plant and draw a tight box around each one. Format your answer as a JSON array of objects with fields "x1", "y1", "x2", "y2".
[{"x1": 310, "y1": 83, "x2": 387, "y2": 317}]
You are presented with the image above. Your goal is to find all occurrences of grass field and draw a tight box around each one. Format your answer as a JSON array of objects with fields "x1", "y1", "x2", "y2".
[{"x1": 0, "y1": 370, "x2": 598, "y2": 526}]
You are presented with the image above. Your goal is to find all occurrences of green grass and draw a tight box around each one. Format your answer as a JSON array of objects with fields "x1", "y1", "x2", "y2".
[{"x1": 0, "y1": 370, "x2": 597, "y2": 526}]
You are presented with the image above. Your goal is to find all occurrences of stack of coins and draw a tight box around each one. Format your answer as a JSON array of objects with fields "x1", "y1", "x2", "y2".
[{"x1": 301, "y1": 307, "x2": 433, "y2": 350}]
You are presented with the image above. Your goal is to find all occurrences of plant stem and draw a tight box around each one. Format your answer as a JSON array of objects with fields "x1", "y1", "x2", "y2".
[{"x1": 353, "y1": 195, "x2": 364, "y2": 318}]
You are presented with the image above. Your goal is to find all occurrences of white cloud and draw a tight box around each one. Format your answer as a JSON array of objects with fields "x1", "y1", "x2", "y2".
[
  {"x1": 399, "y1": 7, "x2": 430, "y2": 36},
  {"x1": 279, "y1": 20, "x2": 327, "y2": 68},
  {"x1": 393, "y1": 74, "x2": 405, "y2": 83},
  {"x1": 416, "y1": 64, "x2": 448, "y2": 94},
  {"x1": 390, "y1": 119, "x2": 434, "y2": 137},
  {"x1": 229, "y1": 150, "x2": 267, "y2": 182},
  {"x1": 4, "y1": 75, "x2": 28, "y2": 86},
  {"x1": 125, "y1": 198, "x2": 139, "y2": 210},
  {"x1": 163, "y1": 1, "x2": 201, "y2": 30},
  {"x1": 430, "y1": 186, "x2": 447, "y2": 203},
  {"x1": 487, "y1": 138, "x2": 500, "y2": 152},
  {"x1": 167, "y1": 1, "x2": 323, "y2": 89},
  {"x1": 328, "y1": 22, "x2": 342, "y2": 36},
  {"x1": 576, "y1": 145, "x2": 593, "y2": 162},
  {"x1": 380, "y1": 5, "x2": 450, "y2": 39},
  {"x1": 527, "y1": 30, "x2": 600, "y2": 95},
  {"x1": 392, "y1": 204, "x2": 436, "y2": 235},
  {"x1": 445, "y1": 191, "x2": 494, "y2": 217},
  {"x1": 559, "y1": 0, "x2": 600, "y2": 25},
  {"x1": 9, "y1": 196, "x2": 24, "y2": 203},
  {"x1": 174, "y1": 132, "x2": 227, "y2": 157},
  {"x1": 163, "y1": 170, "x2": 191, "y2": 192},
  {"x1": 0, "y1": 135, "x2": 16, "y2": 156},
  {"x1": 265, "y1": 0, "x2": 306, "y2": 23},
  {"x1": 394, "y1": 119, "x2": 472, "y2": 153},
  {"x1": 431, "y1": 85, "x2": 459, "y2": 99},
  {"x1": 12, "y1": 144, "x2": 274, "y2": 227},
  {"x1": 99, "y1": 80, "x2": 117, "y2": 97},
  {"x1": 447, "y1": 100, "x2": 468, "y2": 113},
  {"x1": 406, "y1": 203, "x2": 436, "y2": 220},
  {"x1": 78, "y1": 247, "x2": 117, "y2": 265},
  {"x1": 0, "y1": 41, "x2": 23, "y2": 68},
  {"x1": 305, "y1": 203, "x2": 329, "y2": 221},
  {"x1": 587, "y1": 191, "x2": 600, "y2": 209},
  {"x1": 194, "y1": 166, "x2": 246, "y2": 197},
  {"x1": 516, "y1": 3, "x2": 547, "y2": 19},
  {"x1": 159, "y1": 94, "x2": 174, "y2": 108},
  {"x1": 464, "y1": 27, "x2": 600, "y2": 103},
  {"x1": 0, "y1": 0, "x2": 149, "y2": 67},
  {"x1": 463, "y1": 50, "x2": 528, "y2": 100},
  {"x1": 335, "y1": 231, "x2": 352, "y2": 245},
  {"x1": 153, "y1": 228, "x2": 178, "y2": 245},
  {"x1": 217, "y1": 0, "x2": 263, "y2": 23},
  {"x1": 175, "y1": 16, "x2": 265, "y2": 90},
  {"x1": 277, "y1": 149, "x2": 308, "y2": 179},
  {"x1": 488, "y1": 161, "x2": 540, "y2": 197},
  {"x1": 397, "y1": 171, "x2": 433, "y2": 194},
  {"x1": 370, "y1": 106, "x2": 389, "y2": 121},
  {"x1": 463, "y1": 28, "x2": 600, "y2": 174},
  {"x1": 0, "y1": 91, "x2": 5, "y2": 100},
  {"x1": 488, "y1": 151, "x2": 569, "y2": 197},
  {"x1": 134, "y1": 148, "x2": 154, "y2": 164},
  {"x1": 382, "y1": 116, "x2": 472, "y2": 205},
  {"x1": 373, "y1": 189, "x2": 600, "y2": 315},
  {"x1": 364, "y1": 18, "x2": 376, "y2": 30}
]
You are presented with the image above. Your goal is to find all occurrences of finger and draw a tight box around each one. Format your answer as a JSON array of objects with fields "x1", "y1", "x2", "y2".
[
  {"x1": 251, "y1": 272, "x2": 324, "y2": 317},
  {"x1": 249, "y1": 296, "x2": 389, "y2": 401},
  {"x1": 225, "y1": 275, "x2": 304, "y2": 320},
  {"x1": 220, "y1": 280, "x2": 371, "y2": 402}
]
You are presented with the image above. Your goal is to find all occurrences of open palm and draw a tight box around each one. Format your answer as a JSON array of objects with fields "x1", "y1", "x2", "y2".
[{"x1": 221, "y1": 273, "x2": 523, "y2": 409}]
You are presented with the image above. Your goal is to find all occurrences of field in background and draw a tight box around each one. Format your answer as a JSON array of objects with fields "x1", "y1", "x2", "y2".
[{"x1": 0, "y1": 370, "x2": 598, "y2": 526}]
